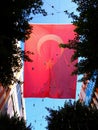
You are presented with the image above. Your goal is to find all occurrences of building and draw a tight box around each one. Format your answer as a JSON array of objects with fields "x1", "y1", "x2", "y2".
[
  {"x1": 0, "y1": 84, "x2": 11, "y2": 113},
  {"x1": 79, "y1": 71, "x2": 98, "y2": 108},
  {"x1": 0, "y1": 68, "x2": 26, "y2": 119}
]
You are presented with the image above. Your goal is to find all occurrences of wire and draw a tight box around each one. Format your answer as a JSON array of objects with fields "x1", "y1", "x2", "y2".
[
  {"x1": 43, "y1": 0, "x2": 59, "y2": 12},
  {"x1": 31, "y1": 0, "x2": 77, "y2": 20}
]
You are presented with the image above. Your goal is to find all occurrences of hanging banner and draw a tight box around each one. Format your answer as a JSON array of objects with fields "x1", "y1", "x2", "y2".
[{"x1": 24, "y1": 24, "x2": 77, "y2": 98}]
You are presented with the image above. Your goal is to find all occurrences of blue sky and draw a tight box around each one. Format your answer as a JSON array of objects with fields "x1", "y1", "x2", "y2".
[{"x1": 25, "y1": 1, "x2": 81, "y2": 130}]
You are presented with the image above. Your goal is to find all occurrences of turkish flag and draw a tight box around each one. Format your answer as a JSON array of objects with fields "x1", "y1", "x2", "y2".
[{"x1": 24, "y1": 24, "x2": 77, "y2": 98}]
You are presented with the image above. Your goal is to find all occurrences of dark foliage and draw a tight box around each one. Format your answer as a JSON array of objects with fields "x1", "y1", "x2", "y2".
[
  {"x1": 46, "y1": 101, "x2": 98, "y2": 130},
  {"x1": 0, "y1": 0, "x2": 47, "y2": 87},
  {"x1": 60, "y1": 0, "x2": 98, "y2": 81},
  {"x1": 0, "y1": 113, "x2": 32, "y2": 130}
]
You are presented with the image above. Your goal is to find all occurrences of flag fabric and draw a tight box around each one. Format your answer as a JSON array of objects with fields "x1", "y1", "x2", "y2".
[
  {"x1": 24, "y1": 24, "x2": 77, "y2": 98},
  {"x1": 0, "y1": 83, "x2": 11, "y2": 109}
]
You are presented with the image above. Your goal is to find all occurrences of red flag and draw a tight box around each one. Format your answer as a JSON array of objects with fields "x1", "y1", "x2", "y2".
[{"x1": 24, "y1": 24, "x2": 77, "y2": 98}]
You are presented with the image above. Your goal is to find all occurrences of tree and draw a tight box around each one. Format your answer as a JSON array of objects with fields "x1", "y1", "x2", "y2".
[
  {"x1": 46, "y1": 101, "x2": 98, "y2": 130},
  {"x1": 0, "y1": 113, "x2": 32, "y2": 130},
  {"x1": 0, "y1": 0, "x2": 47, "y2": 87},
  {"x1": 60, "y1": 0, "x2": 98, "y2": 81}
]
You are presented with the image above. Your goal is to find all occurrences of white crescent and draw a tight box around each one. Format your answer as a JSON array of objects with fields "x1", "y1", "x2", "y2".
[{"x1": 37, "y1": 34, "x2": 64, "y2": 57}]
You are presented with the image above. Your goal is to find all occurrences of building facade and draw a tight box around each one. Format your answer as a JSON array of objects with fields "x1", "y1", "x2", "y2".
[
  {"x1": 0, "y1": 68, "x2": 26, "y2": 119},
  {"x1": 79, "y1": 71, "x2": 98, "y2": 108}
]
